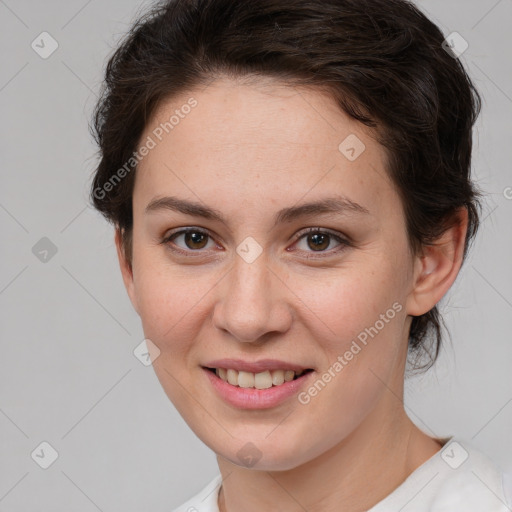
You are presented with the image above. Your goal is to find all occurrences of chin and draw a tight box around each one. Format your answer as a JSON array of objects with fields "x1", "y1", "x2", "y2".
[{"x1": 206, "y1": 430, "x2": 321, "y2": 472}]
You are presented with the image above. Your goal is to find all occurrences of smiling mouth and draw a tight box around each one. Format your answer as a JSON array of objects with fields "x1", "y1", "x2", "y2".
[{"x1": 204, "y1": 367, "x2": 314, "y2": 389}]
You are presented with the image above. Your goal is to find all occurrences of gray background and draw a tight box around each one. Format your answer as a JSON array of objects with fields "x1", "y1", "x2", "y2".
[{"x1": 1, "y1": 0, "x2": 511, "y2": 510}]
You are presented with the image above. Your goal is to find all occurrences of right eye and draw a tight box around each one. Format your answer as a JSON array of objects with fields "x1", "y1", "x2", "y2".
[{"x1": 161, "y1": 228, "x2": 218, "y2": 254}]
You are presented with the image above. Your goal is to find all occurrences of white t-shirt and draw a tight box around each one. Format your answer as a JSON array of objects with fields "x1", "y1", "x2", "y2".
[{"x1": 171, "y1": 438, "x2": 512, "y2": 511}]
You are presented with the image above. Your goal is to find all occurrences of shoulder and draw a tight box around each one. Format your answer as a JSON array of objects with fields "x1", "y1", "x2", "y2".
[
  {"x1": 431, "y1": 439, "x2": 511, "y2": 511},
  {"x1": 170, "y1": 474, "x2": 222, "y2": 512},
  {"x1": 371, "y1": 437, "x2": 512, "y2": 512}
]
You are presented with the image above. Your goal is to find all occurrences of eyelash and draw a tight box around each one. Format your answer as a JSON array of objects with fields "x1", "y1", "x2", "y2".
[{"x1": 160, "y1": 226, "x2": 351, "y2": 259}]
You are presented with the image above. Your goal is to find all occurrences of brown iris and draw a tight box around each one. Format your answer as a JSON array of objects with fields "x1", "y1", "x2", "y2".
[
  {"x1": 184, "y1": 231, "x2": 209, "y2": 250},
  {"x1": 307, "y1": 233, "x2": 330, "y2": 251}
]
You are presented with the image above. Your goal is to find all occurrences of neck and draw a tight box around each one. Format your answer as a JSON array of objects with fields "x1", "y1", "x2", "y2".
[{"x1": 217, "y1": 404, "x2": 442, "y2": 512}]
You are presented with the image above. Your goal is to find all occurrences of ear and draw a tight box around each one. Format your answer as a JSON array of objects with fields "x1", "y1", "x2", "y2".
[
  {"x1": 114, "y1": 227, "x2": 140, "y2": 315},
  {"x1": 406, "y1": 208, "x2": 469, "y2": 316}
]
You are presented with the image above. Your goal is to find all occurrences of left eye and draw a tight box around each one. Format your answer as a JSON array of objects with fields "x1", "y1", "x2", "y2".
[{"x1": 293, "y1": 230, "x2": 345, "y2": 253}]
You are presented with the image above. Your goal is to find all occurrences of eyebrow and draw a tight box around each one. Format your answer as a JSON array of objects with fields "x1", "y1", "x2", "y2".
[{"x1": 145, "y1": 195, "x2": 371, "y2": 226}]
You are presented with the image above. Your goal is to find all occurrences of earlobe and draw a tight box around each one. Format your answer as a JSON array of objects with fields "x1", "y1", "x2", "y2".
[
  {"x1": 114, "y1": 228, "x2": 140, "y2": 315},
  {"x1": 406, "y1": 208, "x2": 469, "y2": 316}
]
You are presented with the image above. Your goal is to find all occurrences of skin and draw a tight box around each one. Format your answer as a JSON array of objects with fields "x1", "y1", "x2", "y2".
[{"x1": 116, "y1": 76, "x2": 468, "y2": 511}]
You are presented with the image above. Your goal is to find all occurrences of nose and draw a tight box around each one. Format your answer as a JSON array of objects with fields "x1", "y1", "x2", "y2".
[{"x1": 212, "y1": 254, "x2": 293, "y2": 343}]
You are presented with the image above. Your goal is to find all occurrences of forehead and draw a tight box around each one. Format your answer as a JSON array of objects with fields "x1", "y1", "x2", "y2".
[{"x1": 133, "y1": 77, "x2": 398, "y2": 221}]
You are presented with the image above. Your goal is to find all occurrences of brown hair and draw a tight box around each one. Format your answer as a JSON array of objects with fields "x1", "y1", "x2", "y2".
[{"x1": 89, "y1": 0, "x2": 482, "y2": 370}]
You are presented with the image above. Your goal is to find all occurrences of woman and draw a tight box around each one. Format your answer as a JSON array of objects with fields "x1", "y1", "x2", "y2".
[{"x1": 89, "y1": 0, "x2": 511, "y2": 510}]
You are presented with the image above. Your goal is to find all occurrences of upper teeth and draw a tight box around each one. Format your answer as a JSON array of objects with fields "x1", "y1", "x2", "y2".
[{"x1": 215, "y1": 368, "x2": 304, "y2": 389}]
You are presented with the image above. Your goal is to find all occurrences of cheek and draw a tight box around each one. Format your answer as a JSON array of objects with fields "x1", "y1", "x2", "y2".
[
  {"x1": 132, "y1": 257, "x2": 213, "y2": 350},
  {"x1": 298, "y1": 258, "x2": 407, "y2": 352},
  {"x1": 293, "y1": 259, "x2": 410, "y2": 422},
  {"x1": 290, "y1": 275, "x2": 407, "y2": 459},
  {"x1": 131, "y1": 261, "x2": 215, "y2": 409}
]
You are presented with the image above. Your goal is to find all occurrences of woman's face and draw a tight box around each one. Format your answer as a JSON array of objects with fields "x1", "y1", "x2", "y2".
[{"x1": 120, "y1": 77, "x2": 420, "y2": 470}]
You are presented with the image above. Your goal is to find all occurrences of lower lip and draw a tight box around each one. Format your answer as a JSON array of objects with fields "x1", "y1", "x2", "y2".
[{"x1": 202, "y1": 367, "x2": 314, "y2": 409}]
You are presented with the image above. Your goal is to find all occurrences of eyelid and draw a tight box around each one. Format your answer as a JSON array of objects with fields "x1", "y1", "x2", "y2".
[{"x1": 292, "y1": 226, "x2": 349, "y2": 242}]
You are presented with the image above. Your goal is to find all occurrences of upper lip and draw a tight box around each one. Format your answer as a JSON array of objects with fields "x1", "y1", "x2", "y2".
[{"x1": 203, "y1": 358, "x2": 312, "y2": 373}]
